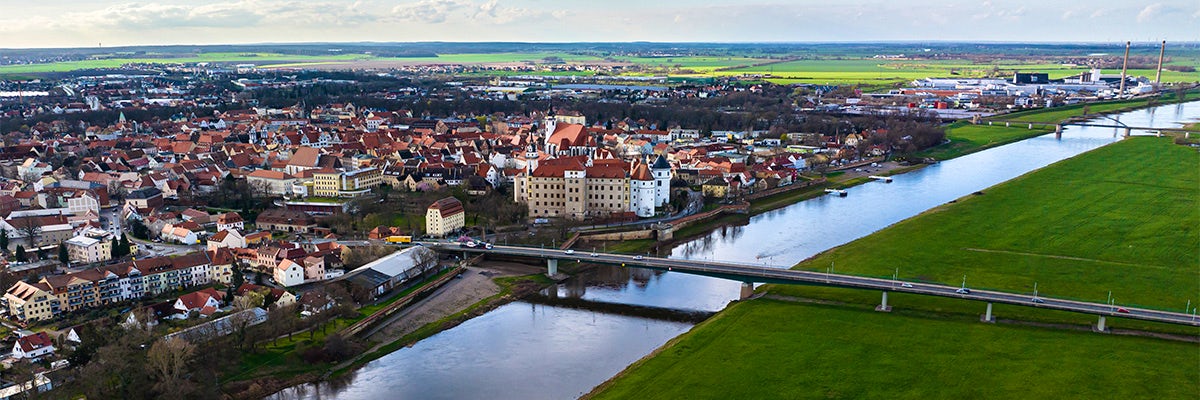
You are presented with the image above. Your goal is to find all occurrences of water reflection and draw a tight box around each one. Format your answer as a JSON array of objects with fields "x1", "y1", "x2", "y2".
[{"x1": 271, "y1": 302, "x2": 692, "y2": 400}]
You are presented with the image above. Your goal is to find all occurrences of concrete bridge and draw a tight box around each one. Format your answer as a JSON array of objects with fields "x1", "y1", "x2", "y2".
[
  {"x1": 983, "y1": 119, "x2": 1194, "y2": 138},
  {"x1": 421, "y1": 242, "x2": 1200, "y2": 329}
]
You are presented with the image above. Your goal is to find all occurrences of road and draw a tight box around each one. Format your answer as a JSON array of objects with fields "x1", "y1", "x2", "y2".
[{"x1": 426, "y1": 242, "x2": 1200, "y2": 327}]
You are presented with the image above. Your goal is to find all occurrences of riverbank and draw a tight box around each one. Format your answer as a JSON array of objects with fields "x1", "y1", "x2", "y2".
[
  {"x1": 586, "y1": 136, "x2": 1199, "y2": 399},
  {"x1": 326, "y1": 264, "x2": 555, "y2": 378},
  {"x1": 915, "y1": 88, "x2": 1200, "y2": 160}
]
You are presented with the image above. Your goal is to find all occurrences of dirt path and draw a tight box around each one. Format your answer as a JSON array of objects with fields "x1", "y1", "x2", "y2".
[
  {"x1": 364, "y1": 261, "x2": 543, "y2": 343},
  {"x1": 962, "y1": 247, "x2": 1168, "y2": 269}
]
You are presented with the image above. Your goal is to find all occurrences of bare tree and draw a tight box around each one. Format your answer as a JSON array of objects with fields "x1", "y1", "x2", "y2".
[
  {"x1": 234, "y1": 291, "x2": 264, "y2": 311},
  {"x1": 13, "y1": 217, "x2": 42, "y2": 247},
  {"x1": 147, "y1": 337, "x2": 197, "y2": 398}
]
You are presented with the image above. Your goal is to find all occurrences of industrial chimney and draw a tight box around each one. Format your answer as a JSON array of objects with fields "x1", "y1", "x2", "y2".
[
  {"x1": 1118, "y1": 41, "x2": 1130, "y2": 96},
  {"x1": 1155, "y1": 40, "x2": 1166, "y2": 85}
]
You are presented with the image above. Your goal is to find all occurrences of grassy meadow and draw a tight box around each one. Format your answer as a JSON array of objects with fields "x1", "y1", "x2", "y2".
[
  {"x1": 785, "y1": 137, "x2": 1199, "y2": 310},
  {"x1": 915, "y1": 122, "x2": 1052, "y2": 160},
  {"x1": 588, "y1": 298, "x2": 1200, "y2": 400}
]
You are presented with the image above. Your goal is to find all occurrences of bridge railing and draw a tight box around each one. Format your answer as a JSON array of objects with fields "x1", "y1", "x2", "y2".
[{"x1": 431, "y1": 243, "x2": 1192, "y2": 315}]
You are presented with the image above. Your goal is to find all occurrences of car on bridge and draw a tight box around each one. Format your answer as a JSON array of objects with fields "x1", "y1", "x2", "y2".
[
  {"x1": 955, "y1": 288, "x2": 971, "y2": 294},
  {"x1": 565, "y1": 249, "x2": 575, "y2": 255},
  {"x1": 634, "y1": 255, "x2": 644, "y2": 260},
  {"x1": 900, "y1": 282, "x2": 913, "y2": 288}
]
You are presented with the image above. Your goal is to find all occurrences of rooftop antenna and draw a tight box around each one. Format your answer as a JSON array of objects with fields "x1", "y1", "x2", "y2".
[
  {"x1": 1155, "y1": 40, "x2": 1166, "y2": 85},
  {"x1": 1118, "y1": 41, "x2": 1130, "y2": 96}
]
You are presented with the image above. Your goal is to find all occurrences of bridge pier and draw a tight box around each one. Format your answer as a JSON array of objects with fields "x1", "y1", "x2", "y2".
[
  {"x1": 1028, "y1": 123, "x2": 1034, "y2": 129},
  {"x1": 875, "y1": 291, "x2": 892, "y2": 312},
  {"x1": 546, "y1": 259, "x2": 558, "y2": 276},
  {"x1": 1005, "y1": 122, "x2": 1011, "y2": 128},
  {"x1": 1095, "y1": 316, "x2": 1108, "y2": 333},
  {"x1": 988, "y1": 121, "x2": 993, "y2": 126},
  {"x1": 1123, "y1": 128, "x2": 1131, "y2": 138},
  {"x1": 981, "y1": 302, "x2": 995, "y2": 323},
  {"x1": 1055, "y1": 124, "x2": 1063, "y2": 139},
  {"x1": 739, "y1": 282, "x2": 754, "y2": 300}
]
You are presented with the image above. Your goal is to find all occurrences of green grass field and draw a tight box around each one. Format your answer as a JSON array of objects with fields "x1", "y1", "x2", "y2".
[
  {"x1": 707, "y1": 58, "x2": 1199, "y2": 86},
  {"x1": 588, "y1": 298, "x2": 1200, "y2": 400},
  {"x1": 786, "y1": 137, "x2": 1198, "y2": 310},
  {"x1": 915, "y1": 122, "x2": 1052, "y2": 160}
]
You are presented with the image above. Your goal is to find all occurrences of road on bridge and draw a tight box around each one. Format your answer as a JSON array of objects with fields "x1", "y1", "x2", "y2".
[{"x1": 422, "y1": 242, "x2": 1200, "y2": 327}]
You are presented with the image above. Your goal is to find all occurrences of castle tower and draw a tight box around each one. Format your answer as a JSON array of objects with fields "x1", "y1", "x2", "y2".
[
  {"x1": 630, "y1": 161, "x2": 656, "y2": 218},
  {"x1": 650, "y1": 155, "x2": 671, "y2": 207}
]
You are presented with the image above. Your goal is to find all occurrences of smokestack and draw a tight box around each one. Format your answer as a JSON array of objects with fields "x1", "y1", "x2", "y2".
[
  {"x1": 1119, "y1": 41, "x2": 1130, "y2": 96},
  {"x1": 1155, "y1": 40, "x2": 1166, "y2": 85}
]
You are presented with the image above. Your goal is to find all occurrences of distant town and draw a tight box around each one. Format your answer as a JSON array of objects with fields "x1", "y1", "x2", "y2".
[{"x1": 0, "y1": 39, "x2": 1194, "y2": 400}]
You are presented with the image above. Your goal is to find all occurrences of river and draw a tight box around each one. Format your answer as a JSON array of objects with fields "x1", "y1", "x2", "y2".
[{"x1": 274, "y1": 101, "x2": 1200, "y2": 400}]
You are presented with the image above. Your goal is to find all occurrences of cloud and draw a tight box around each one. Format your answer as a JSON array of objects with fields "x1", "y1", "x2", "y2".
[
  {"x1": 1137, "y1": 3, "x2": 1165, "y2": 23},
  {"x1": 391, "y1": 0, "x2": 468, "y2": 24}
]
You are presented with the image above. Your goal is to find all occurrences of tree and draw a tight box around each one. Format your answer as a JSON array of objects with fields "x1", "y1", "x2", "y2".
[
  {"x1": 58, "y1": 242, "x2": 69, "y2": 265},
  {"x1": 0, "y1": 228, "x2": 8, "y2": 253},
  {"x1": 15, "y1": 245, "x2": 26, "y2": 262},
  {"x1": 118, "y1": 234, "x2": 130, "y2": 257},
  {"x1": 13, "y1": 217, "x2": 41, "y2": 247},
  {"x1": 234, "y1": 291, "x2": 264, "y2": 311},
  {"x1": 110, "y1": 238, "x2": 121, "y2": 260},
  {"x1": 130, "y1": 219, "x2": 149, "y2": 240},
  {"x1": 146, "y1": 337, "x2": 197, "y2": 399}
]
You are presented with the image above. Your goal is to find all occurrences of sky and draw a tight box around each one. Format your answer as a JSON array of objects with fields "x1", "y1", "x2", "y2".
[{"x1": 0, "y1": 0, "x2": 1196, "y2": 48}]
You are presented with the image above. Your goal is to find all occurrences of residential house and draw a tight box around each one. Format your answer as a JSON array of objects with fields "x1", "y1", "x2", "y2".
[
  {"x1": 273, "y1": 258, "x2": 305, "y2": 287},
  {"x1": 173, "y1": 288, "x2": 224, "y2": 318},
  {"x1": 216, "y1": 212, "x2": 244, "y2": 231},
  {"x1": 207, "y1": 229, "x2": 245, "y2": 251},
  {"x1": 160, "y1": 224, "x2": 199, "y2": 245},
  {"x1": 64, "y1": 229, "x2": 115, "y2": 265},
  {"x1": 11, "y1": 332, "x2": 55, "y2": 361}
]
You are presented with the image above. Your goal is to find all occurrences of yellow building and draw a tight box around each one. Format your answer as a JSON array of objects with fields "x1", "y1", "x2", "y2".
[
  {"x1": 64, "y1": 228, "x2": 114, "y2": 265},
  {"x1": 312, "y1": 167, "x2": 382, "y2": 198},
  {"x1": 426, "y1": 197, "x2": 465, "y2": 238},
  {"x1": 4, "y1": 281, "x2": 60, "y2": 322}
]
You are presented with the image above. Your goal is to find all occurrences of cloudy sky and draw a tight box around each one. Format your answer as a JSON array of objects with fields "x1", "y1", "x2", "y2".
[{"x1": 0, "y1": 0, "x2": 1196, "y2": 48}]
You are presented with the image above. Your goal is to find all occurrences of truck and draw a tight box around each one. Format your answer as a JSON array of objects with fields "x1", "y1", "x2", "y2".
[{"x1": 385, "y1": 235, "x2": 413, "y2": 244}]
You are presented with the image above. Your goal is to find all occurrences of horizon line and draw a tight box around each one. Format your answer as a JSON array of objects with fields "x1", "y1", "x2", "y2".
[{"x1": 2, "y1": 39, "x2": 1196, "y2": 51}]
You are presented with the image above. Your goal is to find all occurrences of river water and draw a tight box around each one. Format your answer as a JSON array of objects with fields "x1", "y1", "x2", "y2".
[{"x1": 275, "y1": 101, "x2": 1200, "y2": 400}]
